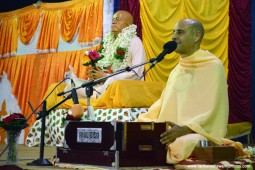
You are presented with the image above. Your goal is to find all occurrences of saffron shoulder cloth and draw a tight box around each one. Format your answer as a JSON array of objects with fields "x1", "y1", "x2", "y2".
[{"x1": 137, "y1": 49, "x2": 232, "y2": 163}]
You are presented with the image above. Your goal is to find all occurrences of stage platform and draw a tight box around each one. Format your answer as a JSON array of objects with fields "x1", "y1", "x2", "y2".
[
  {"x1": 0, "y1": 144, "x2": 61, "y2": 170},
  {"x1": 0, "y1": 144, "x2": 254, "y2": 170},
  {"x1": 0, "y1": 144, "x2": 174, "y2": 170}
]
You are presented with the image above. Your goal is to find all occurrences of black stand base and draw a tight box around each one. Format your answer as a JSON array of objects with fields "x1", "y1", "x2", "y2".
[
  {"x1": 0, "y1": 165, "x2": 23, "y2": 170},
  {"x1": 27, "y1": 158, "x2": 53, "y2": 166}
]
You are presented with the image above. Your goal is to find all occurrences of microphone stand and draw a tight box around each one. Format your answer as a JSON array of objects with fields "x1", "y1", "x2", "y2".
[
  {"x1": 85, "y1": 84, "x2": 95, "y2": 121},
  {"x1": 60, "y1": 60, "x2": 152, "y2": 97},
  {"x1": 26, "y1": 44, "x2": 172, "y2": 165},
  {"x1": 58, "y1": 61, "x2": 152, "y2": 122},
  {"x1": 28, "y1": 58, "x2": 155, "y2": 165},
  {"x1": 27, "y1": 93, "x2": 73, "y2": 166}
]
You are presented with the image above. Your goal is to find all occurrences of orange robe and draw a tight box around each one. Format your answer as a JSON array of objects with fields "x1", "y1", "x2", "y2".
[{"x1": 137, "y1": 49, "x2": 229, "y2": 163}]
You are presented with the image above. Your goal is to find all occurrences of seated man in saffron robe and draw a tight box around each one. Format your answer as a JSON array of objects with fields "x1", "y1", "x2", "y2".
[{"x1": 136, "y1": 19, "x2": 230, "y2": 163}]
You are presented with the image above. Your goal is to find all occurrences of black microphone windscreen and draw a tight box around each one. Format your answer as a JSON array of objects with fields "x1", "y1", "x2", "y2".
[
  {"x1": 57, "y1": 91, "x2": 65, "y2": 96},
  {"x1": 149, "y1": 41, "x2": 177, "y2": 69},
  {"x1": 163, "y1": 41, "x2": 177, "y2": 54}
]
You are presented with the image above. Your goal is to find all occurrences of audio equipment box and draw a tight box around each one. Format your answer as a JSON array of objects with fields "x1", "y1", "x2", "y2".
[{"x1": 56, "y1": 121, "x2": 169, "y2": 168}]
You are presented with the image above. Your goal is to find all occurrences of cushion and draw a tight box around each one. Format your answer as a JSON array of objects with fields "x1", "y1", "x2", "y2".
[
  {"x1": 44, "y1": 80, "x2": 165, "y2": 109},
  {"x1": 95, "y1": 79, "x2": 165, "y2": 108}
]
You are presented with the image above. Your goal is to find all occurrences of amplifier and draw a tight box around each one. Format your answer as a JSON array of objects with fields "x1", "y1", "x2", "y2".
[{"x1": 57, "y1": 121, "x2": 169, "y2": 168}]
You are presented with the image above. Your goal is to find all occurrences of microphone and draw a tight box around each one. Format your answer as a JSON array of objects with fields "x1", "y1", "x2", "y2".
[
  {"x1": 71, "y1": 79, "x2": 79, "y2": 104},
  {"x1": 57, "y1": 91, "x2": 65, "y2": 96},
  {"x1": 149, "y1": 41, "x2": 177, "y2": 69},
  {"x1": 56, "y1": 77, "x2": 70, "y2": 96},
  {"x1": 70, "y1": 79, "x2": 84, "y2": 118}
]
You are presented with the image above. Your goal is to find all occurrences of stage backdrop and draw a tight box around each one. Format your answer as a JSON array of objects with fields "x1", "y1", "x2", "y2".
[{"x1": 0, "y1": 0, "x2": 253, "y2": 143}]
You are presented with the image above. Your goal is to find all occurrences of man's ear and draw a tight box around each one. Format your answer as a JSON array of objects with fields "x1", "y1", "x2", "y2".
[{"x1": 194, "y1": 31, "x2": 201, "y2": 43}]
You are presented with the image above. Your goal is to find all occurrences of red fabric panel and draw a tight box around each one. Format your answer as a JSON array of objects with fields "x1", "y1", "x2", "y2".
[
  {"x1": 119, "y1": 0, "x2": 142, "y2": 40},
  {"x1": 228, "y1": 0, "x2": 252, "y2": 123}
]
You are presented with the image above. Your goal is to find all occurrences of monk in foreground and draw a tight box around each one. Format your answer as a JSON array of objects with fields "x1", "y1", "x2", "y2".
[{"x1": 137, "y1": 18, "x2": 241, "y2": 163}]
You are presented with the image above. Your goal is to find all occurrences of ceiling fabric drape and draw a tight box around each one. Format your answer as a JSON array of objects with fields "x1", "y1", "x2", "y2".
[
  {"x1": 36, "y1": 10, "x2": 60, "y2": 53},
  {"x1": 18, "y1": 10, "x2": 41, "y2": 45},
  {"x1": 60, "y1": 6, "x2": 83, "y2": 42},
  {"x1": 0, "y1": 0, "x2": 103, "y2": 56},
  {"x1": 0, "y1": 17, "x2": 18, "y2": 57},
  {"x1": 0, "y1": 0, "x2": 103, "y2": 142}
]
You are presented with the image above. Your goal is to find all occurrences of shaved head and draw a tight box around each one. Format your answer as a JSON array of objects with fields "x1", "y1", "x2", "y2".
[
  {"x1": 172, "y1": 19, "x2": 205, "y2": 58},
  {"x1": 179, "y1": 19, "x2": 204, "y2": 42},
  {"x1": 111, "y1": 10, "x2": 134, "y2": 37},
  {"x1": 116, "y1": 10, "x2": 133, "y2": 25}
]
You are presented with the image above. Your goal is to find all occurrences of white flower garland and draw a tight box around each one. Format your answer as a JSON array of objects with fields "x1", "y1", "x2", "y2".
[
  {"x1": 97, "y1": 24, "x2": 137, "y2": 72},
  {"x1": 244, "y1": 146, "x2": 255, "y2": 157}
]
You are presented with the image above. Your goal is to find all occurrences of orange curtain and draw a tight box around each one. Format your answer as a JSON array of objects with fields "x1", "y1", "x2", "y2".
[
  {"x1": 78, "y1": 0, "x2": 103, "y2": 44},
  {"x1": 0, "y1": 0, "x2": 103, "y2": 56},
  {"x1": 0, "y1": 5, "x2": 41, "y2": 57},
  {"x1": 0, "y1": 48, "x2": 100, "y2": 142},
  {"x1": 60, "y1": 6, "x2": 83, "y2": 42},
  {"x1": 0, "y1": 0, "x2": 103, "y2": 142},
  {"x1": 36, "y1": 10, "x2": 60, "y2": 52},
  {"x1": 18, "y1": 10, "x2": 41, "y2": 45},
  {"x1": 0, "y1": 17, "x2": 18, "y2": 57}
]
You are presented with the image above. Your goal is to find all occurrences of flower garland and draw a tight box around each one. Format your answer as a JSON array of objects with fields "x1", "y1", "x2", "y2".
[
  {"x1": 244, "y1": 146, "x2": 255, "y2": 157},
  {"x1": 97, "y1": 24, "x2": 137, "y2": 72}
]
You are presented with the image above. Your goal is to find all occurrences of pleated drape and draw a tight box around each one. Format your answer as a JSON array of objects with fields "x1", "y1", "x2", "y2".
[
  {"x1": 18, "y1": 10, "x2": 41, "y2": 45},
  {"x1": 228, "y1": 0, "x2": 252, "y2": 123},
  {"x1": 0, "y1": 49, "x2": 98, "y2": 142},
  {"x1": 36, "y1": 10, "x2": 60, "y2": 52},
  {"x1": 0, "y1": 0, "x2": 103, "y2": 56},
  {"x1": 0, "y1": 0, "x2": 103, "y2": 142},
  {"x1": 0, "y1": 17, "x2": 18, "y2": 57},
  {"x1": 60, "y1": 6, "x2": 83, "y2": 42},
  {"x1": 139, "y1": 0, "x2": 229, "y2": 82}
]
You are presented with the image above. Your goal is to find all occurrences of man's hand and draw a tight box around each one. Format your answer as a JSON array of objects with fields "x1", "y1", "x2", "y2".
[
  {"x1": 88, "y1": 67, "x2": 106, "y2": 80},
  {"x1": 160, "y1": 121, "x2": 194, "y2": 145}
]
